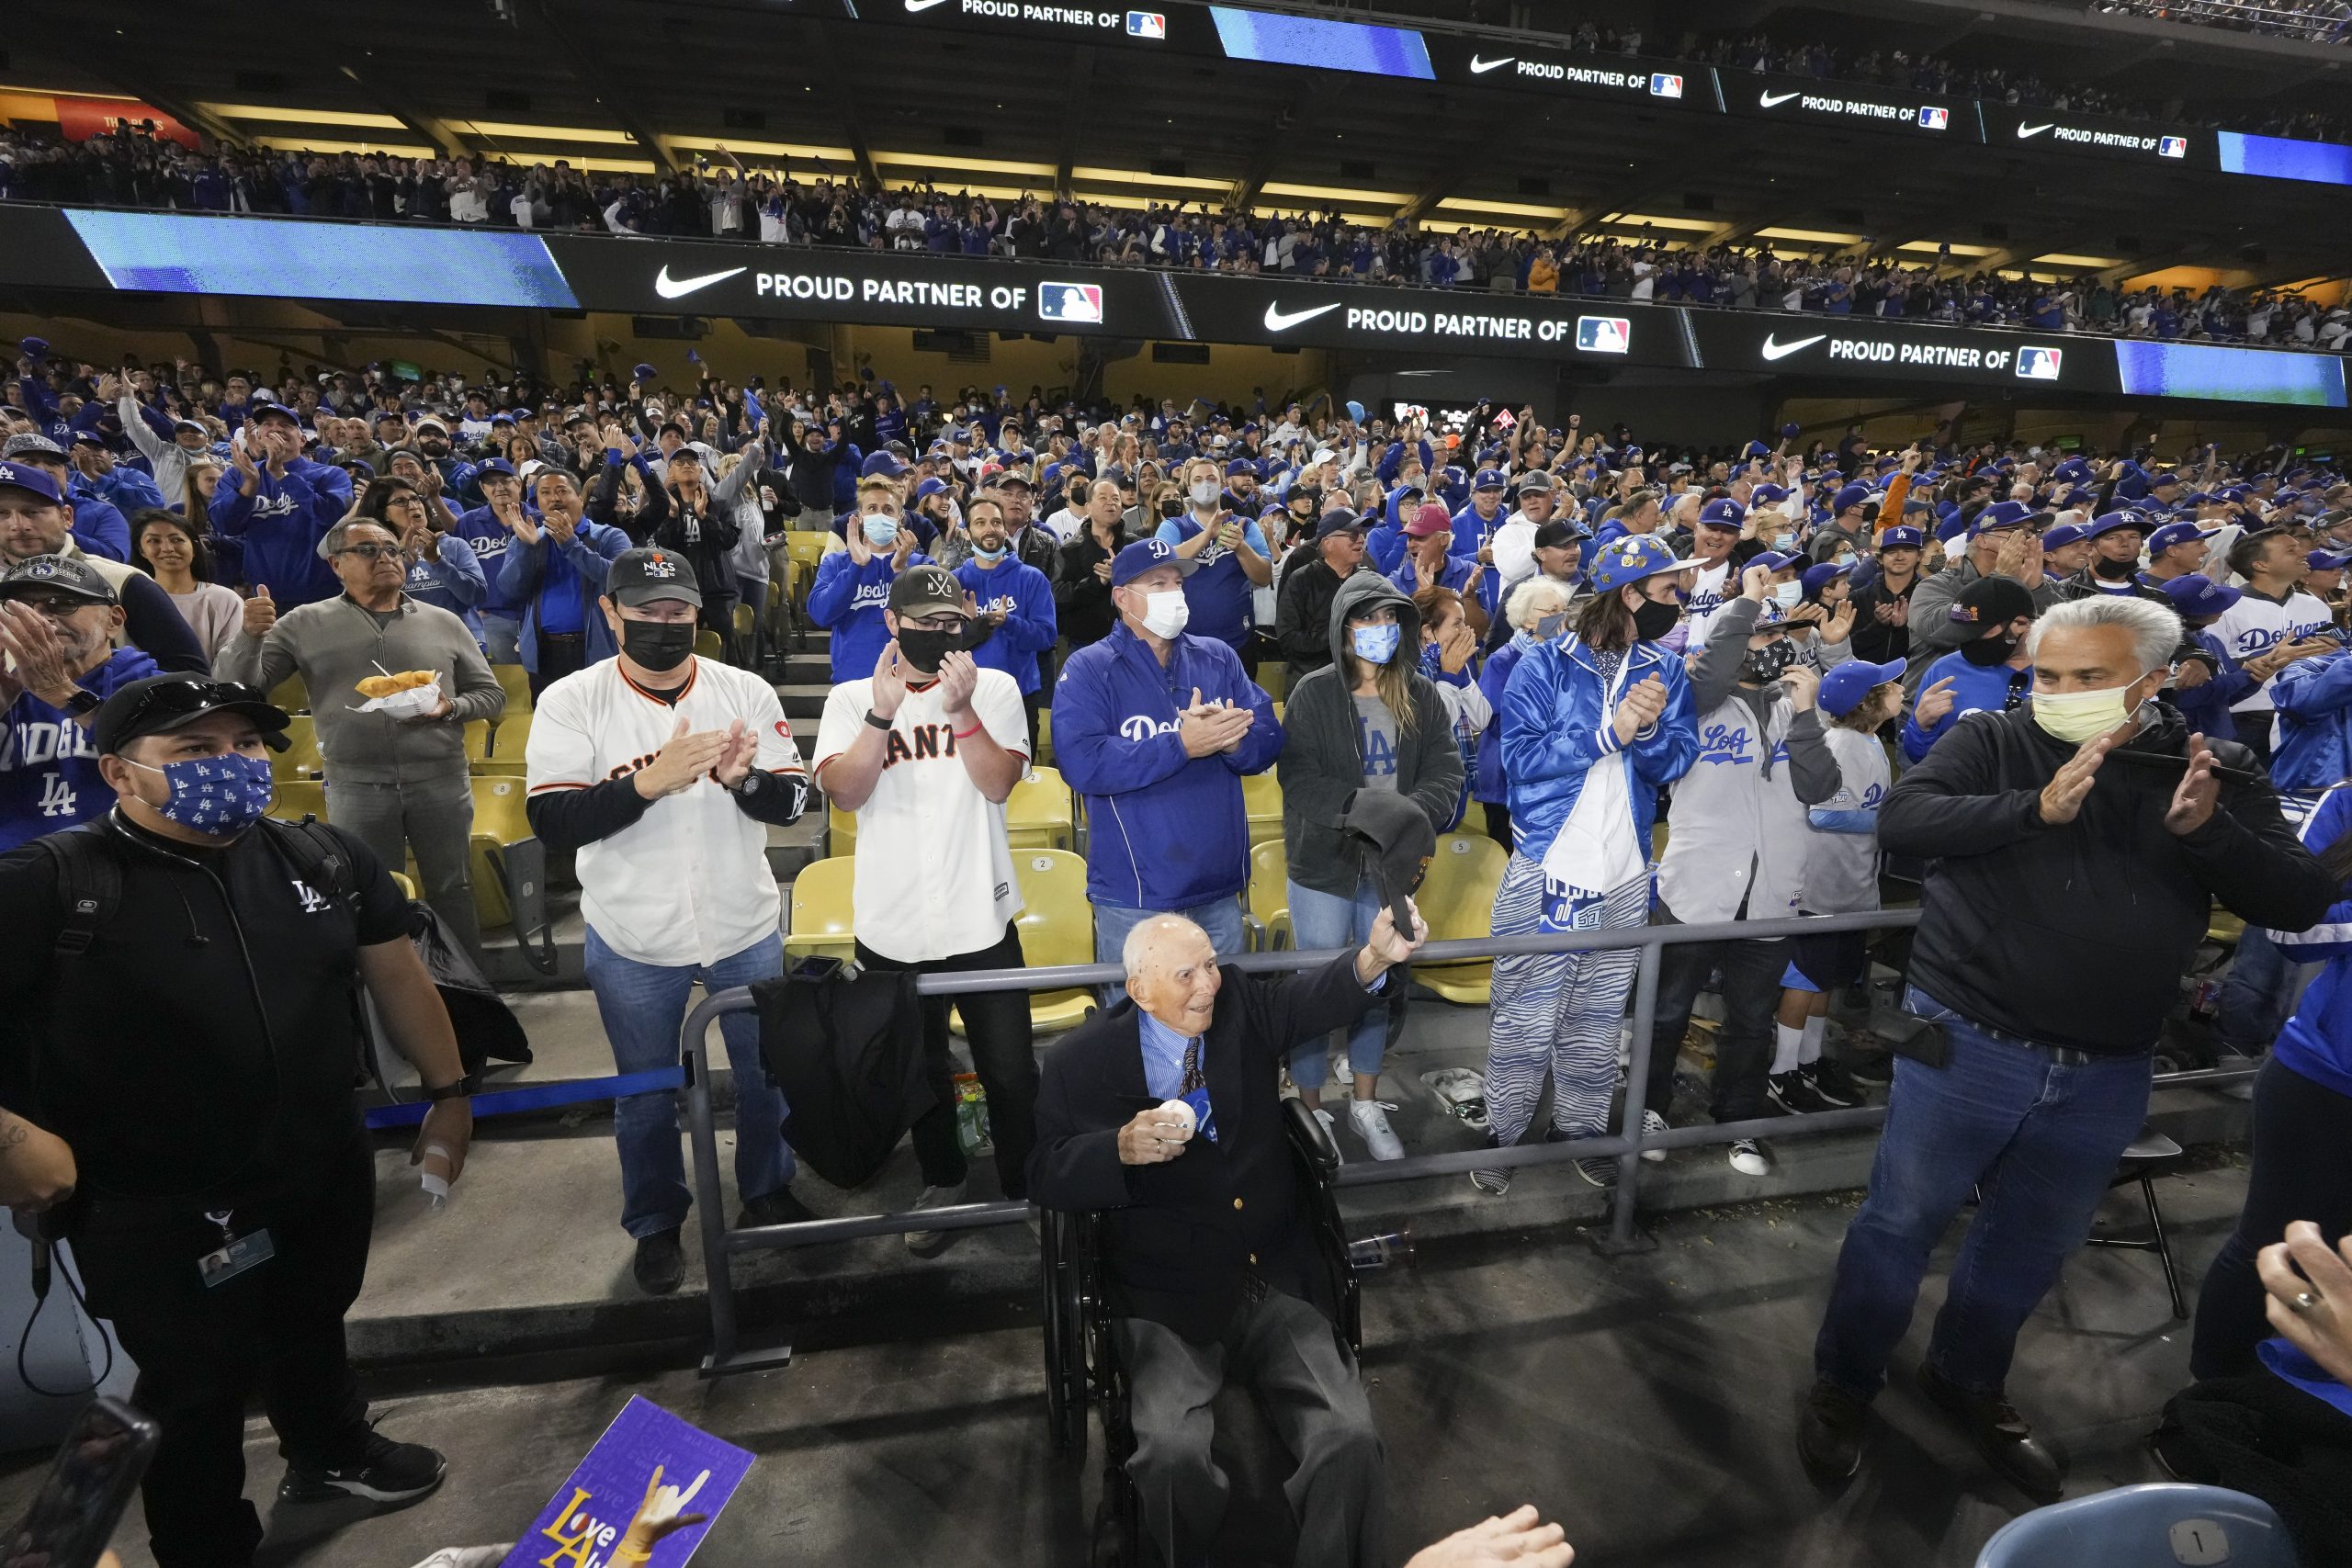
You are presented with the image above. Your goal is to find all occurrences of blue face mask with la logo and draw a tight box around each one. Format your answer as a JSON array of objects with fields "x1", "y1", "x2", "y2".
[{"x1": 127, "y1": 751, "x2": 275, "y2": 835}]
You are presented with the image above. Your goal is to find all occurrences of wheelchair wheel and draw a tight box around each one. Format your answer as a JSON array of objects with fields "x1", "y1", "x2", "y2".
[{"x1": 1040, "y1": 1208, "x2": 1089, "y2": 1456}]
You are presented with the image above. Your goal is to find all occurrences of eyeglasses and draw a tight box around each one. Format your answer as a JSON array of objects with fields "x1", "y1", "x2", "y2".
[
  {"x1": 7, "y1": 592, "x2": 103, "y2": 616},
  {"x1": 336, "y1": 542, "x2": 401, "y2": 560}
]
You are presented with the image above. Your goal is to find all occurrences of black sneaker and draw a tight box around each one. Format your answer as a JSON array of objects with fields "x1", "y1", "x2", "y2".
[
  {"x1": 737, "y1": 1189, "x2": 820, "y2": 1230},
  {"x1": 279, "y1": 1430, "x2": 447, "y2": 1506},
  {"x1": 1768, "y1": 1070, "x2": 1831, "y2": 1114},
  {"x1": 633, "y1": 1228, "x2": 685, "y2": 1295},
  {"x1": 1918, "y1": 1365, "x2": 2064, "y2": 1503},
  {"x1": 1846, "y1": 1051, "x2": 1894, "y2": 1088},
  {"x1": 1804, "y1": 1057, "x2": 1862, "y2": 1108},
  {"x1": 1797, "y1": 1379, "x2": 1867, "y2": 1483}
]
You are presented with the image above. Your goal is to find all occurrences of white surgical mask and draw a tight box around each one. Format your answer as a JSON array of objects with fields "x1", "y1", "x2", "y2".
[
  {"x1": 2032, "y1": 683, "x2": 2139, "y2": 744},
  {"x1": 1141, "y1": 590, "x2": 1191, "y2": 639},
  {"x1": 1773, "y1": 581, "x2": 1804, "y2": 609},
  {"x1": 1190, "y1": 480, "x2": 1220, "y2": 508}
]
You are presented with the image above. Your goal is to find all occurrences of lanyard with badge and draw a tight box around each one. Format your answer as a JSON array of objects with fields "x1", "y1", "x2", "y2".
[{"x1": 198, "y1": 1207, "x2": 277, "y2": 1288}]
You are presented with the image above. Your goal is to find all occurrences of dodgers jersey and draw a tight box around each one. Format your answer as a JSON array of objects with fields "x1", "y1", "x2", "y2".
[{"x1": 524, "y1": 656, "x2": 806, "y2": 966}]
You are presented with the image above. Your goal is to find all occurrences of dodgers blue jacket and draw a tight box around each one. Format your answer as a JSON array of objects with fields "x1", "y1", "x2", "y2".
[
  {"x1": 207, "y1": 458, "x2": 353, "y2": 605},
  {"x1": 1498, "y1": 635, "x2": 1698, "y2": 863},
  {"x1": 1474, "y1": 635, "x2": 1532, "y2": 807},
  {"x1": 808, "y1": 547, "x2": 934, "y2": 685},
  {"x1": 2269, "y1": 783, "x2": 2352, "y2": 1102},
  {"x1": 2170, "y1": 626, "x2": 2252, "y2": 745},
  {"x1": 451, "y1": 502, "x2": 536, "y2": 618},
  {"x1": 1900, "y1": 649, "x2": 2035, "y2": 762},
  {"x1": 494, "y1": 521, "x2": 630, "y2": 674},
  {"x1": 1052, "y1": 624, "x2": 1283, "y2": 909},
  {"x1": 952, "y1": 556, "x2": 1057, "y2": 696},
  {"x1": 2269, "y1": 649, "x2": 2352, "y2": 797}
]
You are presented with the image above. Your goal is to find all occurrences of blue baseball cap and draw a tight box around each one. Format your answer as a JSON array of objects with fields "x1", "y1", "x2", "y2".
[
  {"x1": 912, "y1": 476, "x2": 951, "y2": 501},
  {"x1": 632, "y1": 362, "x2": 658, "y2": 383},
  {"x1": 1110, "y1": 536, "x2": 1200, "y2": 588},
  {"x1": 1750, "y1": 483, "x2": 1790, "y2": 505},
  {"x1": 2041, "y1": 520, "x2": 2092, "y2": 550},
  {"x1": 1313, "y1": 509, "x2": 1367, "y2": 541},
  {"x1": 475, "y1": 457, "x2": 516, "y2": 479},
  {"x1": 1970, "y1": 501, "x2": 2035, "y2": 538},
  {"x1": 1225, "y1": 457, "x2": 1256, "y2": 477},
  {"x1": 861, "y1": 451, "x2": 910, "y2": 480},
  {"x1": 1697, "y1": 498, "x2": 1747, "y2": 530},
  {"x1": 1801, "y1": 560, "x2": 1853, "y2": 602},
  {"x1": 2160, "y1": 574, "x2": 2241, "y2": 618},
  {"x1": 1749, "y1": 549, "x2": 1804, "y2": 574},
  {"x1": 1473, "y1": 468, "x2": 1509, "y2": 491},
  {"x1": 1877, "y1": 525, "x2": 1925, "y2": 550},
  {"x1": 2086, "y1": 510, "x2": 2147, "y2": 539},
  {"x1": 2148, "y1": 470, "x2": 2184, "y2": 490},
  {"x1": 1818, "y1": 658, "x2": 1907, "y2": 718},
  {"x1": 2061, "y1": 486, "x2": 2097, "y2": 508},
  {"x1": 0, "y1": 461, "x2": 62, "y2": 504},
  {"x1": 1589, "y1": 536, "x2": 1692, "y2": 593},
  {"x1": 2309, "y1": 547, "x2": 2352, "y2": 573},
  {"x1": 2146, "y1": 520, "x2": 2217, "y2": 556},
  {"x1": 1832, "y1": 483, "x2": 1872, "y2": 514}
]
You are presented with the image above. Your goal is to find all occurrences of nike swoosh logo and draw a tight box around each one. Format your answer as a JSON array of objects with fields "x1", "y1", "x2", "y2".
[
  {"x1": 2017, "y1": 122, "x2": 2052, "y2": 138},
  {"x1": 1262, "y1": 301, "x2": 1343, "y2": 332},
  {"x1": 653, "y1": 264, "x2": 747, "y2": 299},
  {"x1": 906, "y1": 0, "x2": 952, "y2": 10},
  {"x1": 1759, "y1": 90, "x2": 1802, "y2": 108},
  {"x1": 1759, "y1": 333, "x2": 1827, "y2": 362},
  {"x1": 1469, "y1": 54, "x2": 1514, "y2": 73}
]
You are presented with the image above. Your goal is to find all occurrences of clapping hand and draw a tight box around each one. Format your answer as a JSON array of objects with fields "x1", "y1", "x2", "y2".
[
  {"x1": 2165, "y1": 731, "x2": 2221, "y2": 837},
  {"x1": 1402, "y1": 1506, "x2": 1574, "y2": 1568},
  {"x1": 633, "y1": 715, "x2": 731, "y2": 798},
  {"x1": 2259, "y1": 1220, "x2": 2352, "y2": 1387},
  {"x1": 1178, "y1": 687, "x2": 1253, "y2": 757},
  {"x1": 1821, "y1": 599, "x2": 1857, "y2": 644},
  {"x1": 713, "y1": 717, "x2": 758, "y2": 788},
  {"x1": 1611, "y1": 674, "x2": 1669, "y2": 746},
  {"x1": 2037, "y1": 728, "x2": 2125, "y2": 826},
  {"x1": 934, "y1": 649, "x2": 979, "y2": 716}
]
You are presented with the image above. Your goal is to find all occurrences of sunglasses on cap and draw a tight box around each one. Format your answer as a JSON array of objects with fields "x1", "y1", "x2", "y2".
[{"x1": 105, "y1": 677, "x2": 283, "y2": 747}]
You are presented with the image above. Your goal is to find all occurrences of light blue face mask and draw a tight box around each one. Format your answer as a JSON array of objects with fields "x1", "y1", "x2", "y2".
[
  {"x1": 862, "y1": 513, "x2": 899, "y2": 547},
  {"x1": 971, "y1": 544, "x2": 1006, "y2": 564},
  {"x1": 1773, "y1": 581, "x2": 1804, "y2": 608},
  {"x1": 1774, "y1": 532, "x2": 1798, "y2": 552},
  {"x1": 1351, "y1": 621, "x2": 1402, "y2": 665}
]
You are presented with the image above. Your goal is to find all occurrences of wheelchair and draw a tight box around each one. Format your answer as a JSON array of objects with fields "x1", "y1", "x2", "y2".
[{"x1": 1038, "y1": 1098, "x2": 1404, "y2": 1565}]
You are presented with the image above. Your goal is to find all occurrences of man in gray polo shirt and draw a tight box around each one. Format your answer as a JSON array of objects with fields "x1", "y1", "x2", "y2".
[{"x1": 217, "y1": 517, "x2": 503, "y2": 951}]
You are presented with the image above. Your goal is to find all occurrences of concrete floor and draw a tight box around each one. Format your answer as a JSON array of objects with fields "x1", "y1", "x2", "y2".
[{"x1": 0, "y1": 1157, "x2": 2252, "y2": 1568}]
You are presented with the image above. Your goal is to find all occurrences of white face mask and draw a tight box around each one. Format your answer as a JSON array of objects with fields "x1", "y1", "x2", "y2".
[
  {"x1": 1189, "y1": 479, "x2": 1220, "y2": 508},
  {"x1": 1773, "y1": 581, "x2": 1804, "y2": 608},
  {"x1": 1140, "y1": 589, "x2": 1190, "y2": 639}
]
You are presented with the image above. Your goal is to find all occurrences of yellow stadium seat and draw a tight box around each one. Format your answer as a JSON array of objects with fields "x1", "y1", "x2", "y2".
[
  {"x1": 266, "y1": 671, "x2": 308, "y2": 714},
  {"x1": 273, "y1": 715, "x2": 322, "y2": 779},
  {"x1": 695, "y1": 628, "x2": 725, "y2": 662},
  {"x1": 1245, "y1": 839, "x2": 1291, "y2": 951},
  {"x1": 786, "y1": 535, "x2": 830, "y2": 612},
  {"x1": 462, "y1": 718, "x2": 495, "y2": 762},
  {"x1": 1006, "y1": 766, "x2": 1073, "y2": 851},
  {"x1": 1035, "y1": 707, "x2": 1052, "y2": 766},
  {"x1": 956, "y1": 849, "x2": 1094, "y2": 1035},
  {"x1": 1271, "y1": 700, "x2": 1283, "y2": 726},
  {"x1": 267, "y1": 777, "x2": 327, "y2": 824},
  {"x1": 389, "y1": 871, "x2": 417, "y2": 902},
  {"x1": 1256, "y1": 663, "x2": 1286, "y2": 704},
  {"x1": 1414, "y1": 832, "x2": 1508, "y2": 1005},
  {"x1": 2207, "y1": 908, "x2": 2246, "y2": 947},
  {"x1": 490, "y1": 710, "x2": 533, "y2": 760},
  {"x1": 1241, "y1": 770, "x2": 1283, "y2": 848},
  {"x1": 786, "y1": 856, "x2": 858, "y2": 964},
  {"x1": 491, "y1": 662, "x2": 533, "y2": 714},
  {"x1": 732, "y1": 602, "x2": 756, "y2": 648},
  {"x1": 469, "y1": 775, "x2": 554, "y2": 974},
  {"x1": 829, "y1": 799, "x2": 857, "y2": 853}
]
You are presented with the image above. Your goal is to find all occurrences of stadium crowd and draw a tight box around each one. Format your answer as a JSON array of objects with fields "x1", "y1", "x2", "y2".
[{"x1": 6, "y1": 334, "x2": 2352, "y2": 1562}]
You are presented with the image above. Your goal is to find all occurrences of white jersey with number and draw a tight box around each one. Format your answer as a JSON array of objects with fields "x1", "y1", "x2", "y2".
[
  {"x1": 813, "y1": 669, "x2": 1027, "y2": 964},
  {"x1": 525, "y1": 656, "x2": 806, "y2": 966},
  {"x1": 2210, "y1": 587, "x2": 2335, "y2": 713}
]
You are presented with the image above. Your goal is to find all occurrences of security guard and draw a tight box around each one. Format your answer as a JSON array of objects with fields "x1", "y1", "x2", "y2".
[{"x1": 0, "y1": 674, "x2": 476, "y2": 1568}]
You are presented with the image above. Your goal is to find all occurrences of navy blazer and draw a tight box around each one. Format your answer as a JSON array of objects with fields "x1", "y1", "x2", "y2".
[{"x1": 1028, "y1": 950, "x2": 1384, "y2": 1345}]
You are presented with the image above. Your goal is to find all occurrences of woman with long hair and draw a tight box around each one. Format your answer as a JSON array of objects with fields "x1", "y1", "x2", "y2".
[
  {"x1": 1278, "y1": 574, "x2": 1463, "y2": 1160},
  {"x1": 1476, "y1": 536, "x2": 1699, "y2": 1193},
  {"x1": 130, "y1": 508, "x2": 243, "y2": 659},
  {"x1": 179, "y1": 456, "x2": 223, "y2": 520},
  {"x1": 2190, "y1": 782, "x2": 2352, "y2": 1377},
  {"x1": 368, "y1": 477, "x2": 489, "y2": 649}
]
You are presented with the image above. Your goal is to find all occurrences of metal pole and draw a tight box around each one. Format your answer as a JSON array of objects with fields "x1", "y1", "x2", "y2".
[
  {"x1": 1598, "y1": 940, "x2": 1663, "y2": 1256},
  {"x1": 681, "y1": 992, "x2": 754, "y2": 1376}
]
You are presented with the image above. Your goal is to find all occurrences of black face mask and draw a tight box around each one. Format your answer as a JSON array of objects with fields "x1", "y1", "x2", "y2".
[
  {"x1": 1960, "y1": 629, "x2": 2021, "y2": 666},
  {"x1": 1739, "y1": 638, "x2": 1799, "y2": 685},
  {"x1": 1630, "y1": 597, "x2": 1681, "y2": 643},
  {"x1": 2092, "y1": 554, "x2": 2138, "y2": 581},
  {"x1": 897, "y1": 620, "x2": 993, "y2": 675},
  {"x1": 621, "y1": 617, "x2": 695, "y2": 672}
]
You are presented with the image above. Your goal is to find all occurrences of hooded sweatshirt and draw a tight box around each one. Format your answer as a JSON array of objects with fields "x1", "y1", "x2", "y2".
[
  {"x1": 1275, "y1": 574, "x2": 1462, "y2": 898},
  {"x1": 1052, "y1": 622, "x2": 1284, "y2": 909}
]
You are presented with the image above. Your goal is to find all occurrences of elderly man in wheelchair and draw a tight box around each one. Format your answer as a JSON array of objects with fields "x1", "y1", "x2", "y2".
[{"x1": 1030, "y1": 902, "x2": 1425, "y2": 1568}]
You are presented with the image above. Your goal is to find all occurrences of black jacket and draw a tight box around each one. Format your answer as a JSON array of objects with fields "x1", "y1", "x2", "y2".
[
  {"x1": 1028, "y1": 951, "x2": 1385, "y2": 1345},
  {"x1": 1275, "y1": 555, "x2": 1348, "y2": 683},
  {"x1": 753, "y1": 968, "x2": 933, "y2": 1189},
  {"x1": 1881, "y1": 705, "x2": 2335, "y2": 1053},
  {"x1": 1055, "y1": 528, "x2": 1121, "y2": 649}
]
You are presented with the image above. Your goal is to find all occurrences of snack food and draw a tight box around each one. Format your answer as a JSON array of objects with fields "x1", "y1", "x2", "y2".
[{"x1": 355, "y1": 670, "x2": 436, "y2": 699}]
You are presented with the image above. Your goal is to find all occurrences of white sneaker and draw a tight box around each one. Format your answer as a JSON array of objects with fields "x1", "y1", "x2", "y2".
[
  {"x1": 1728, "y1": 1138, "x2": 1771, "y2": 1178},
  {"x1": 1640, "y1": 1109, "x2": 1669, "y2": 1164},
  {"x1": 1333, "y1": 1058, "x2": 1355, "y2": 1088},
  {"x1": 1349, "y1": 1100, "x2": 1405, "y2": 1161},
  {"x1": 1312, "y1": 1108, "x2": 1345, "y2": 1165}
]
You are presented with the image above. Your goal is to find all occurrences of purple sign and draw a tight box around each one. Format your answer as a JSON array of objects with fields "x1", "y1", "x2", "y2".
[{"x1": 500, "y1": 1396, "x2": 754, "y2": 1568}]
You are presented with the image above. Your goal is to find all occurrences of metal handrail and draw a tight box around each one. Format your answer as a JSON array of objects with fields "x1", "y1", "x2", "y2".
[{"x1": 681, "y1": 904, "x2": 2251, "y2": 1374}]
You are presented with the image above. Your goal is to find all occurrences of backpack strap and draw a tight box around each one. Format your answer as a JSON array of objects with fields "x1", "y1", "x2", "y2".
[
  {"x1": 31, "y1": 826, "x2": 125, "y2": 957},
  {"x1": 263, "y1": 816, "x2": 361, "y2": 911}
]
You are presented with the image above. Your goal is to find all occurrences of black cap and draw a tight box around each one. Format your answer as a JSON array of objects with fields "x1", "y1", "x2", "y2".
[
  {"x1": 1342, "y1": 790, "x2": 1435, "y2": 941},
  {"x1": 606, "y1": 547, "x2": 703, "y2": 609},
  {"x1": 1951, "y1": 575, "x2": 2037, "y2": 628},
  {"x1": 888, "y1": 563, "x2": 967, "y2": 619},
  {"x1": 90, "y1": 675, "x2": 289, "y2": 758},
  {"x1": 1532, "y1": 521, "x2": 1578, "y2": 551},
  {"x1": 0, "y1": 554, "x2": 117, "y2": 606}
]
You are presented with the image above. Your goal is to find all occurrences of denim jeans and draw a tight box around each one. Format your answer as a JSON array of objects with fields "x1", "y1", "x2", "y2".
[
  {"x1": 481, "y1": 613, "x2": 522, "y2": 667},
  {"x1": 324, "y1": 768, "x2": 479, "y2": 955},
  {"x1": 1287, "y1": 877, "x2": 1388, "y2": 1089},
  {"x1": 1093, "y1": 897, "x2": 1249, "y2": 967},
  {"x1": 582, "y1": 926, "x2": 796, "y2": 1239},
  {"x1": 2214, "y1": 925, "x2": 2307, "y2": 1055},
  {"x1": 1814, "y1": 987, "x2": 2153, "y2": 1400}
]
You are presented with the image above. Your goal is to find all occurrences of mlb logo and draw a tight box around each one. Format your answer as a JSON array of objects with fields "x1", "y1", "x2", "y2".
[
  {"x1": 1039, "y1": 282, "x2": 1104, "y2": 324},
  {"x1": 1576, "y1": 316, "x2": 1632, "y2": 355},
  {"x1": 1126, "y1": 10, "x2": 1165, "y2": 38},
  {"x1": 2158, "y1": 135, "x2": 2188, "y2": 159},
  {"x1": 1917, "y1": 107, "x2": 1950, "y2": 130},
  {"x1": 2016, "y1": 346, "x2": 2064, "y2": 381},
  {"x1": 1649, "y1": 73, "x2": 1683, "y2": 98}
]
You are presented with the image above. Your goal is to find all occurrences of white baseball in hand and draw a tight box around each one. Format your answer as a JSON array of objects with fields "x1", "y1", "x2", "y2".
[{"x1": 1157, "y1": 1098, "x2": 1197, "y2": 1136}]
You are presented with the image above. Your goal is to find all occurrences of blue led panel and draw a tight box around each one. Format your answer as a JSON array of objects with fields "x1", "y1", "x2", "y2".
[
  {"x1": 2113, "y1": 340, "x2": 2347, "y2": 408},
  {"x1": 1208, "y1": 6, "x2": 1434, "y2": 79},
  {"x1": 62, "y1": 209, "x2": 580, "y2": 308}
]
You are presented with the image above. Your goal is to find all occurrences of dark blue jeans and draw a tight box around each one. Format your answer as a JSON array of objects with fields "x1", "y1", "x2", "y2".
[
  {"x1": 2214, "y1": 925, "x2": 2304, "y2": 1056},
  {"x1": 1815, "y1": 988, "x2": 2153, "y2": 1400}
]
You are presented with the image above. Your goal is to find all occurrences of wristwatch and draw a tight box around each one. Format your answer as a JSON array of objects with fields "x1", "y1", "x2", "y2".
[
  {"x1": 732, "y1": 769, "x2": 767, "y2": 798},
  {"x1": 54, "y1": 688, "x2": 101, "y2": 719},
  {"x1": 423, "y1": 1074, "x2": 480, "y2": 1101}
]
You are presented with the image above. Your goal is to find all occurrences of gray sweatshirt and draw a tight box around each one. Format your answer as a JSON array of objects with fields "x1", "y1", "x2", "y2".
[{"x1": 217, "y1": 594, "x2": 504, "y2": 784}]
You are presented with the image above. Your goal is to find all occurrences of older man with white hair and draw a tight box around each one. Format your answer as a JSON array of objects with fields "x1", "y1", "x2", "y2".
[
  {"x1": 1030, "y1": 903, "x2": 1425, "y2": 1568},
  {"x1": 1800, "y1": 594, "x2": 2335, "y2": 1502}
]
